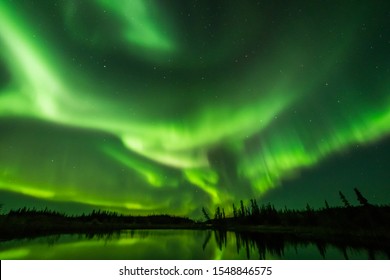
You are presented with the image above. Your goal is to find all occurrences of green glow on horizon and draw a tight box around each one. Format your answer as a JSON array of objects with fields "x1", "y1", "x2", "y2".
[
  {"x1": 0, "y1": 248, "x2": 30, "y2": 260},
  {"x1": 0, "y1": 181, "x2": 55, "y2": 199},
  {"x1": 0, "y1": 1, "x2": 389, "y2": 214}
]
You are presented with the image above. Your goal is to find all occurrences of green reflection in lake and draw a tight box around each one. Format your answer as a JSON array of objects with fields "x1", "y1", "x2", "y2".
[{"x1": 0, "y1": 230, "x2": 388, "y2": 260}]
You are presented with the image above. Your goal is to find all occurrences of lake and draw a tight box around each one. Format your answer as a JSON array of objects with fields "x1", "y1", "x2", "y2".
[{"x1": 0, "y1": 229, "x2": 388, "y2": 259}]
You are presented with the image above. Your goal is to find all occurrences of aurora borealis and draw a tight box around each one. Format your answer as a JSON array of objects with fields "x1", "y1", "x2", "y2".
[{"x1": 0, "y1": 0, "x2": 389, "y2": 216}]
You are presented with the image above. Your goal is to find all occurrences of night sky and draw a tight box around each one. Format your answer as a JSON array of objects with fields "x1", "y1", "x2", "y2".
[{"x1": 0, "y1": 0, "x2": 389, "y2": 216}]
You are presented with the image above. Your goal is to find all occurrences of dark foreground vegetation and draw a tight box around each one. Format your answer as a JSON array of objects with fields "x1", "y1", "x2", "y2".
[
  {"x1": 0, "y1": 208, "x2": 195, "y2": 240},
  {"x1": 202, "y1": 188, "x2": 390, "y2": 247},
  {"x1": 0, "y1": 188, "x2": 389, "y2": 248}
]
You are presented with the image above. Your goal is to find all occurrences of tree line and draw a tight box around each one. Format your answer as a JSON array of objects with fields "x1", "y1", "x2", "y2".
[
  {"x1": 202, "y1": 188, "x2": 390, "y2": 229},
  {"x1": 0, "y1": 207, "x2": 195, "y2": 240}
]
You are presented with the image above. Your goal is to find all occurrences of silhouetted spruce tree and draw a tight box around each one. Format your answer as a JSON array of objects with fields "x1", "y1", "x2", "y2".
[
  {"x1": 240, "y1": 200, "x2": 246, "y2": 218},
  {"x1": 269, "y1": 204, "x2": 281, "y2": 225},
  {"x1": 214, "y1": 206, "x2": 220, "y2": 220},
  {"x1": 324, "y1": 200, "x2": 330, "y2": 210},
  {"x1": 232, "y1": 203, "x2": 238, "y2": 218},
  {"x1": 305, "y1": 203, "x2": 316, "y2": 226},
  {"x1": 202, "y1": 207, "x2": 210, "y2": 221},
  {"x1": 250, "y1": 199, "x2": 260, "y2": 217},
  {"x1": 339, "y1": 191, "x2": 351, "y2": 207},
  {"x1": 354, "y1": 188, "x2": 370, "y2": 206}
]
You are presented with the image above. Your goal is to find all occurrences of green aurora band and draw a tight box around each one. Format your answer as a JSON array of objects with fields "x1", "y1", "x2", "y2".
[{"x1": 0, "y1": 1, "x2": 389, "y2": 215}]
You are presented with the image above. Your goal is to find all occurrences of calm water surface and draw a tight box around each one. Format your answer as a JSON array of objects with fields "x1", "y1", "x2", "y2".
[{"x1": 0, "y1": 230, "x2": 388, "y2": 259}]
